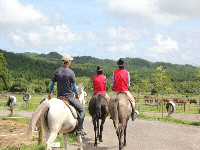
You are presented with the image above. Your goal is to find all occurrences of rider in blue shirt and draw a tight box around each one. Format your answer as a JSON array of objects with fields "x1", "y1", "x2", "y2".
[{"x1": 48, "y1": 54, "x2": 86, "y2": 136}]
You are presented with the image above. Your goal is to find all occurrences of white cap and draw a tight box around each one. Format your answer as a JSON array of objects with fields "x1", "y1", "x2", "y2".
[{"x1": 62, "y1": 54, "x2": 73, "y2": 62}]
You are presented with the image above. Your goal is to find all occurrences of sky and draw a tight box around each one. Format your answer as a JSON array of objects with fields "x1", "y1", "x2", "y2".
[{"x1": 0, "y1": 0, "x2": 200, "y2": 66}]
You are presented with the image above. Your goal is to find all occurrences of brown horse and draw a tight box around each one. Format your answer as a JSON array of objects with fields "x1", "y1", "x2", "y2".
[
  {"x1": 89, "y1": 93, "x2": 109, "y2": 146},
  {"x1": 109, "y1": 92, "x2": 132, "y2": 150}
]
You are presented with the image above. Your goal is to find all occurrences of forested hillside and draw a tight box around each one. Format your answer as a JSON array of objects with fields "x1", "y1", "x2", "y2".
[{"x1": 0, "y1": 49, "x2": 199, "y2": 95}]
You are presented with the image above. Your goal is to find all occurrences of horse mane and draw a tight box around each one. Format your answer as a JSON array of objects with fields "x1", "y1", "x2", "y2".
[{"x1": 78, "y1": 84, "x2": 85, "y2": 94}]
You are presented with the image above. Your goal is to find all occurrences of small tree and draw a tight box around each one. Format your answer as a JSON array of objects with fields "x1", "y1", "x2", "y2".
[
  {"x1": 132, "y1": 76, "x2": 151, "y2": 101},
  {"x1": 152, "y1": 66, "x2": 171, "y2": 110},
  {"x1": 195, "y1": 67, "x2": 200, "y2": 113},
  {"x1": 0, "y1": 53, "x2": 10, "y2": 91}
]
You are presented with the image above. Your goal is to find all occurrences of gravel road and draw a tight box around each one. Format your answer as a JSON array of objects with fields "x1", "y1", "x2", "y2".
[{"x1": 1, "y1": 110, "x2": 200, "y2": 150}]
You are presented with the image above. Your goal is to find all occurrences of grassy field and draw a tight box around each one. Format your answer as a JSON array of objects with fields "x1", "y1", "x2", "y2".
[
  {"x1": 0, "y1": 92, "x2": 200, "y2": 149},
  {"x1": 0, "y1": 92, "x2": 199, "y2": 113}
]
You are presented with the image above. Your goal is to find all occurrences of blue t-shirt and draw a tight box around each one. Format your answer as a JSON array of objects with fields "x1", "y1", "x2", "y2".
[{"x1": 52, "y1": 66, "x2": 76, "y2": 98}]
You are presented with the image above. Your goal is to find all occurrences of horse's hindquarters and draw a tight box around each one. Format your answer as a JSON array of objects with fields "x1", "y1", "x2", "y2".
[{"x1": 47, "y1": 99, "x2": 77, "y2": 133}]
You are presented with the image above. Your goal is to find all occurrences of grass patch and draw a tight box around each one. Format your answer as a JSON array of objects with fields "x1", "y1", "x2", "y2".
[
  {"x1": 0, "y1": 134, "x2": 78, "y2": 150},
  {"x1": 0, "y1": 145, "x2": 45, "y2": 150},
  {"x1": 138, "y1": 113, "x2": 200, "y2": 126},
  {"x1": 55, "y1": 133, "x2": 78, "y2": 148},
  {"x1": 0, "y1": 114, "x2": 30, "y2": 124}
]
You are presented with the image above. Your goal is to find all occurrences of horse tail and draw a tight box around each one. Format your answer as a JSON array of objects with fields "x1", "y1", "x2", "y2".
[
  {"x1": 27, "y1": 100, "x2": 50, "y2": 136},
  {"x1": 112, "y1": 98, "x2": 120, "y2": 130},
  {"x1": 6, "y1": 97, "x2": 12, "y2": 108},
  {"x1": 95, "y1": 94, "x2": 102, "y2": 118}
]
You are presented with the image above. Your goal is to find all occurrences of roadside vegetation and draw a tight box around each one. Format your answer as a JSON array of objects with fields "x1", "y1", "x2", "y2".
[{"x1": 138, "y1": 114, "x2": 200, "y2": 126}]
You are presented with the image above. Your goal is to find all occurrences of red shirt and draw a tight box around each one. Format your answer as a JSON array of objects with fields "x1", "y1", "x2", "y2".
[
  {"x1": 93, "y1": 74, "x2": 106, "y2": 93},
  {"x1": 113, "y1": 69, "x2": 129, "y2": 91}
]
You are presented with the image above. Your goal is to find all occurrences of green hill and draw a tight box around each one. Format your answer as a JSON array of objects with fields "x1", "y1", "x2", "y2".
[
  {"x1": 0, "y1": 49, "x2": 199, "y2": 94},
  {"x1": 1, "y1": 50, "x2": 198, "y2": 82}
]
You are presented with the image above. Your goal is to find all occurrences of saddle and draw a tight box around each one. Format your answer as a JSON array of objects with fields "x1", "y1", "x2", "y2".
[
  {"x1": 116, "y1": 91, "x2": 134, "y2": 108},
  {"x1": 57, "y1": 96, "x2": 78, "y2": 119}
]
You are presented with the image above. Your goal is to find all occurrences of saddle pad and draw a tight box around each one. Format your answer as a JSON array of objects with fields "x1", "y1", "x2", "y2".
[
  {"x1": 58, "y1": 97, "x2": 78, "y2": 119},
  {"x1": 116, "y1": 92, "x2": 133, "y2": 107}
]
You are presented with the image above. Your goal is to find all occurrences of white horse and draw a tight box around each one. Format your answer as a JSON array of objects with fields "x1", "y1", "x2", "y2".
[
  {"x1": 78, "y1": 84, "x2": 87, "y2": 107},
  {"x1": 27, "y1": 98, "x2": 83, "y2": 150},
  {"x1": 6, "y1": 96, "x2": 16, "y2": 110}
]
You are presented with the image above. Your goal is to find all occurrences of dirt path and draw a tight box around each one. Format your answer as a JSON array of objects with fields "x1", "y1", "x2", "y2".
[
  {"x1": 69, "y1": 116, "x2": 200, "y2": 150},
  {"x1": 1, "y1": 110, "x2": 200, "y2": 150}
]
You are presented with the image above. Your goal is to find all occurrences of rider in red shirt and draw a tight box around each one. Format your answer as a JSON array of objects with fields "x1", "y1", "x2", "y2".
[
  {"x1": 112, "y1": 58, "x2": 136, "y2": 121},
  {"x1": 93, "y1": 66, "x2": 110, "y2": 100}
]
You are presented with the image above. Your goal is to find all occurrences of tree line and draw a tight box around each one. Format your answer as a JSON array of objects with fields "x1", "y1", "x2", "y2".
[{"x1": 0, "y1": 49, "x2": 200, "y2": 97}]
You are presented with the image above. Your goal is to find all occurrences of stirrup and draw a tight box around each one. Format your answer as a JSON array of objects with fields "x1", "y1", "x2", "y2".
[{"x1": 76, "y1": 130, "x2": 87, "y2": 136}]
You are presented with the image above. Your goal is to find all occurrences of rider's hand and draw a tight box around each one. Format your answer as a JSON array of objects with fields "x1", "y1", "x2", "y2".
[
  {"x1": 48, "y1": 94, "x2": 52, "y2": 100},
  {"x1": 75, "y1": 94, "x2": 79, "y2": 100}
]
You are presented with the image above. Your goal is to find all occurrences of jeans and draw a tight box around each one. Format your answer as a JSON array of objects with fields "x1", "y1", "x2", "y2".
[{"x1": 67, "y1": 96, "x2": 85, "y2": 131}]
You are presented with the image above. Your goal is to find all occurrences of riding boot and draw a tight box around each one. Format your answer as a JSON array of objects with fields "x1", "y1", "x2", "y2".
[
  {"x1": 76, "y1": 115, "x2": 87, "y2": 136},
  {"x1": 131, "y1": 109, "x2": 136, "y2": 121}
]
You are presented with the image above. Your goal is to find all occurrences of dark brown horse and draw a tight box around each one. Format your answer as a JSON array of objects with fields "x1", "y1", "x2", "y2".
[
  {"x1": 89, "y1": 93, "x2": 109, "y2": 146},
  {"x1": 109, "y1": 92, "x2": 132, "y2": 150}
]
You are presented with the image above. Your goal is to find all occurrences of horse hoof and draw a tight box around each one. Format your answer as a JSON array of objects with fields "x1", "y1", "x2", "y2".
[
  {"x1": 119, "y1": 146, "x2": 124, "y2": 150},
  {"x1": 122, "y1": 142, "x2": 126, "y2": 147},
  {"x1": 99, "y1": 139, "x2": 103, "y2": 142},
  {"x1": 94, "y1": 143, "x2": 97, "y2": 146}
]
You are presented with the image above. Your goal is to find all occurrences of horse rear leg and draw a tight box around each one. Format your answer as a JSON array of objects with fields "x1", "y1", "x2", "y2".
[
  {"x1": 117, "y1": 124, "x2": 124, "y2": 150},
  {"x1": 97, "y1": 118, "x2": 100, "y2": 139},
  {"x1": 46, "y1": 132, "x2": 58, "y2": 150},
  {"x1": 123, "y1": 126, "x2": 127, "y2": 147},
  {"x1": 93, "y1": 120, "x2": 98, "y2": 146},
  {"x1": 117, "y1": 128, "x2": 123, "y2": 150},
  {"x1": 99, "y1": 118, "x2": 105, "y2": 142}
]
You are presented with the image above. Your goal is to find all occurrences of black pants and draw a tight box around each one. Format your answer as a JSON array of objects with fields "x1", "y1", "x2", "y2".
[{"x1": 68, "y1": 96, "x2": 85, "y2": 130}]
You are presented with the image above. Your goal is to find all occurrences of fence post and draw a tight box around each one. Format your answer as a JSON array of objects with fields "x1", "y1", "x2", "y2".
[
  {"x1": 183, "y1": 102, "x2": 186, "y2": 112},
  {"x1": 167, "y1": 104, "x2": 171, "y2": 117},
  {"x1": 161, "y1": 98, "x2": 163, "y2": 118},
  {"x1": 10, "y1": 109, "x2": 14, "y2": 116},
  {"x1": 25, "y1": 102, "x2": 29, "y2": 110},
  {"x1": 199, "y1": 97, "x2": 200, "y2": 113}
]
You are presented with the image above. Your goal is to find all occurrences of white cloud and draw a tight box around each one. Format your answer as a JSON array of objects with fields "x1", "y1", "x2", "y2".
[
  {"x1": 147, "y1": 34, "x2": 179, "y2": 54},
  {"x1": 0, "y1": 0, "x2": 48, "y2": 29},
  {"x1": 0, "y1": 0, "x2": 82, "y2": 53},
  {"x1": 107, "y1": 42, "x2": 136, "y2": 53},
  {"x1": 99, "y1": 0, "x2": 200, "y2": 25},
  {"x1": 158, "y1": 0, "x2": 200, "y2": 17},
  {"x1": 87, "y1": 25, "x2": 148, "y2": 55},
  {"x1": 10, "y1": 32, "x2": 25, "y2": 47},
  {"x1": 181, "y1": 54, "x2": 193, "y2": 62},
  {"x1": 88, "y1": 26, "x2": 149, "y2": 43},
  {"x1": 10, "y1": 24, "x2": 82, "y2": 51}
]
